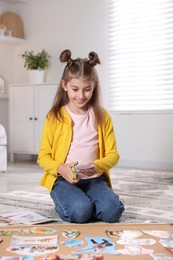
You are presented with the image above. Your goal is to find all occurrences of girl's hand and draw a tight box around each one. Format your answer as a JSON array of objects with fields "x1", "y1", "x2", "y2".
[
  {"x1": 57, "y1": 162, "x2": 79, "y2": 184},
  {"x1": 78, "y1": 164, "x2": 97, "y2": 176}
]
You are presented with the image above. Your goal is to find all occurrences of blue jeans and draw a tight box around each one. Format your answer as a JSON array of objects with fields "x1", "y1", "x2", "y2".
[{"x1": 50, "y1": 175, "x2": 124, "y2": 223}]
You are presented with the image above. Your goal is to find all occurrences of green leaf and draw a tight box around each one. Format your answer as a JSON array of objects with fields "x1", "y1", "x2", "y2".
[{"x1": 20, "y1": 49, "x2": 51, "y2": 70}]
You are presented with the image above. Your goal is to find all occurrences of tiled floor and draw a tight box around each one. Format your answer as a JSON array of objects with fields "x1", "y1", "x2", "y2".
[{"x1": 0, "y1": 160, "x2": 43, "y2": 192}]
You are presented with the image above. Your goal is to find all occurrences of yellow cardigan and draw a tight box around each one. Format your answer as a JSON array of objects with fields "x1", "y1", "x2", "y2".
[{"x1": 37, "y1": 106, "x2": 119, "y2": 192}]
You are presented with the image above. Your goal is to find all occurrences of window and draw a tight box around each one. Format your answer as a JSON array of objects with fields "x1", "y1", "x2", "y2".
[{"x1": 108, "y1": 0, "x2": 173, "y2": 112}]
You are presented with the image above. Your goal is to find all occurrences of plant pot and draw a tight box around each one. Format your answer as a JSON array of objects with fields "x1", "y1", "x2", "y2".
[{"x1": 29, "y1": 70, "x2": 45, "y2": 84}]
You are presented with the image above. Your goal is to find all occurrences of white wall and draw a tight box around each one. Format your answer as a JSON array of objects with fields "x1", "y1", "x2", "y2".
[
  {"x1": 0, "y1": 0, "x2": 173, "y2": 170},
  {"x1": 13, "y1": 0, "x2": 109, "y2": 92},
  {"x1": 112, "y1": 113, "x2": 173, "y2": 171}
]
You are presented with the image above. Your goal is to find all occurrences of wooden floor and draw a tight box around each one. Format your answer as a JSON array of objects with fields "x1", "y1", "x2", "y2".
[{"x1": 0, "y1": 160, "x2": 43, "y2": 192}]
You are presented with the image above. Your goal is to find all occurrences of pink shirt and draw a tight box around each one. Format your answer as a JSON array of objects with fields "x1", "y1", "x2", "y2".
[{"x1": 65, "y1": 105, "x2": 102, "y2": 179}]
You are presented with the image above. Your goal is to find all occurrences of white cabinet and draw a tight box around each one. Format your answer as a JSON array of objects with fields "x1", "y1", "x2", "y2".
[
  {"x1": 9, "y1": 83, "x2": 58, "y2": 161},
  {"x1": 0, "y1": 35, "x2": 28, "y2": 45}
]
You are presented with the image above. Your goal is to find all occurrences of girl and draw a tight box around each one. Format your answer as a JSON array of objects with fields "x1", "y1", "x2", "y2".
[{"x1": 37, "y1": 49, "x2": 124, "y2": 223}]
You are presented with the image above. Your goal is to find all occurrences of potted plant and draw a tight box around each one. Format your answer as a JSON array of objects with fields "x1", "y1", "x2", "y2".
[{"x1": 20, "y1": 49, "x2": 51, "y2": 83}]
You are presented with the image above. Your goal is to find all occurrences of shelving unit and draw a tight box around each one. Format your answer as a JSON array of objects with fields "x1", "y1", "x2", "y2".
[
  {"x1": 0, "y1": 0, "x2": 28, "y2": 98},
  {"x1": 0, "y1": 35, "x2": 27, "y2": 45}
]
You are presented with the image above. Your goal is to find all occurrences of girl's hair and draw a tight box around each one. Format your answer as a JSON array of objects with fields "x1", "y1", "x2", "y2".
[{"x1": 49, "y1": 49, "x2": 104, "y2": 125}]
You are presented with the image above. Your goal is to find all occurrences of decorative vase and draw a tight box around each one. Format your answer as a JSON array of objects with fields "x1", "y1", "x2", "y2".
[{"x1": 29, "y1": 70, "x2": 45, "y2": 84}]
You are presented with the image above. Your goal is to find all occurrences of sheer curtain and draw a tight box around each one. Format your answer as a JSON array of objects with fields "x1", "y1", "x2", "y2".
[{"x1": 108, "y1": 0, "x2": 173, "y2": 112}]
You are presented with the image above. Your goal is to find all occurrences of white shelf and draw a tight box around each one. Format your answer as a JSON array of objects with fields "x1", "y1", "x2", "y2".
[{"x1": 0, "y1": 35, "x2": 28, "y2": 45}]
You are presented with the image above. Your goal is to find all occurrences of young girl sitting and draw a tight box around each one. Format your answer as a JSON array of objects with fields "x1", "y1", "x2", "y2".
[{"x1": 37, "y1": 49, "x2": 124, "y2": 223}]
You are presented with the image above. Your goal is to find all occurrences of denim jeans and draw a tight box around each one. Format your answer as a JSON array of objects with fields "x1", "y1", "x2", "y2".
[{"x1": 50, "y1": 174, "x2": 124, "y2": 223}]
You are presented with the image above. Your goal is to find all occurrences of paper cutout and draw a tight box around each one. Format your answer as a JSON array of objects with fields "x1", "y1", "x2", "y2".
[
  {"x1": 118, "y1": 245, "x2": 154, "y2": 255},
  {"x1": 0, "y1": 211, "x2": 56, "y2": 225},
  {"x1": 31, "y1": 227, "x2": 57, "y2": 235},
  {"x1": 105, "y1": 230, "x2": 120, "y2": 238},
  {"x1": 11, "y1": 235, "x2": 58, "y2": 245},
  {"x1": 0, "y1": 229, "x2": 32, "y2": 236},
  {"x1": 0, "y1": 227, "x2": 57, "y2": 236},
  {"x1": 62, "y1": 229, "x2": 80, "y2": 239},
  {"x1": 106, "y1": 229, "x2": 143, "y2": 239},
  {"x1": 159, "y1": 238, "x2": 173, "y2": 248},
  {"x1": 150, "y1": 253, "x2": 173, "y2": 260},
  {"x1": 61, "y1": 239, "x2": 83, "y2": 247},
  {"x1": 72, "y1": 236, "x2": 120, "y2": 255},
  {"x1": 0, "y1": 216, "x2": 17, "y2": 226},
  {"x1": 41, "y1": 254, "x2": 104, "y2": 260},
  {"x1": 143, "y1": 230, "x2": 173, "y2": 239},
  {"x1": 0, "y1": 257, "x2": 34, "y2": 260},
  {"x1": 165, "y1": 247, "x2": 173, "y2": 254},
  {"x1": 117, "y1": 238, "x2": 156, "y2": 245},
  {"x1": 7, "y1": 245, "x2": 59, "y2": 256},
  {"x1": 7, "y1": 235, "x2": 59, "y2": 256}
]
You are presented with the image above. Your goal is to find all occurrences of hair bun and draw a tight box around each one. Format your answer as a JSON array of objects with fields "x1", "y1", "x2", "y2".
[
  {"x1": 88, "y1": 51, "x2": 100, "y2": 66},
  {"x1": 60, "y1": 49, "x2": 72, "y2": 65}
]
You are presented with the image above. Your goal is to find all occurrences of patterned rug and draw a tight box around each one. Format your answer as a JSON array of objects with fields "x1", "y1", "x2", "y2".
[{"x1": 0, "y1": 167, "x2": 173, "y2": 224}]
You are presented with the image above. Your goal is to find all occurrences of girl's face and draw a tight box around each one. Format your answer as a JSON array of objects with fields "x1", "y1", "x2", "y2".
[{"x1": 62, "y1": 77, "x2": 94, "y2": 114}]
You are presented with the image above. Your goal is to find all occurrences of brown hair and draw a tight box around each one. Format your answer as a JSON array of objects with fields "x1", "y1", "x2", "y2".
[{"x1": 49, "y1": 49, "x2": 104, "y2": 125}]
